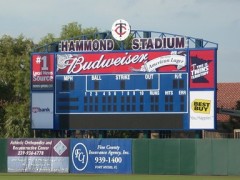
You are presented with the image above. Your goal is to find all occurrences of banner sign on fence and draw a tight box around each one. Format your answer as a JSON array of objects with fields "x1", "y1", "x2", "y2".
[
  {"x1": 7, "y1": 139, "x2": 69, "y2": 173},
  {"x1": 70, "y1": 139, "x2": 132, "y2": 174}
]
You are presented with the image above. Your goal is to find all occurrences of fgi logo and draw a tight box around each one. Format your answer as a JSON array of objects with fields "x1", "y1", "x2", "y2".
[
  {"x1": 72, "y1": 143, "x2": 88, "y2": 171},
  {"x1": 111, "y1": 19, "x2": 131, "y2": 41}
]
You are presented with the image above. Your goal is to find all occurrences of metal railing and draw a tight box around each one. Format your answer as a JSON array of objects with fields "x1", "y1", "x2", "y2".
[{"x1": 203, "y1": 130, "x2": 234, "y2": 139}]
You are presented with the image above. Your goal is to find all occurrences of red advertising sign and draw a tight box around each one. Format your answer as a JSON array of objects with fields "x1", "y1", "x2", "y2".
[
  {"x1": 32, "y1": 54, "x2": 54, "y2": 90},
  {"x1": 190, "y1": 50, "x2": 215, "y2": 89},
  {"x1": 56, "y1": 51, "x2": 187, "y2": 74}
]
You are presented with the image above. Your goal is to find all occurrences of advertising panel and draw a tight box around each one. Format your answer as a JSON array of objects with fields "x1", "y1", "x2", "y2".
[
  {"x1": 7, "y1": 139, "x2": 69, "y2": 173},
  {"x1": 189, "y1": 91, "x2": 215, "y2": 129},
  {"x1": 56, "y1": 51, "x2": 187, "y2": 75},
  {"x1": 31, "y1": 92, "x2": 54, "y2": 129},
  {"x1": 31, "y1": 53, "x2": 54, "y2": 90},
  {"x1": 190, "y1": 50, "x2": 215, "y2": 89},
  {"x1": 70, "y1": 139, "x2": 132, "y2": 174}
]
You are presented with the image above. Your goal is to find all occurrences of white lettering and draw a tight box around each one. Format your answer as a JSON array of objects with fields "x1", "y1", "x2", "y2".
[
  {"x1": 57, "y1": 53, "x2": 148, "y2": 74},
  {"x1": 115, "y1": 74, "x2": 130, "y2": 80},
  {"x1": 145, "y1": 74, "x2": 154, "y2": 79},
  {"x1": 165, "y1": 91, "x2": 173, "y2": 95},
  {"x1": 64, "y1": 75, "x2": 73, "y2": 81}
]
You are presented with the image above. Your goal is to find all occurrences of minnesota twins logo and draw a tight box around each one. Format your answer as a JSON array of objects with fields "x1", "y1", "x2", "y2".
[{"x1": 111, "y1": 19, "x2": 131, "y2": 41}]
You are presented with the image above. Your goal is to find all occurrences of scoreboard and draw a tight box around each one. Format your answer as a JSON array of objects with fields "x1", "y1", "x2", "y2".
[
  {"x1": 31, "y1": 28, "x2": 217, "y2": 131},
  {"x1": 54, "y1": 72, "x2": 188, "y2": 130},
  {"x1": 55, "y1": 73, "x2": 188, "y2": 114}
]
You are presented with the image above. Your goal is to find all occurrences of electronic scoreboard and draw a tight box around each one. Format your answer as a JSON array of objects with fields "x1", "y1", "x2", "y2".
[
  {"x1": 31, "y1": 20, "x2": 218, "y2": 131},
  {"x1": 55, "y1": 72, "x2": 188, "y2": 129},
  {"x1": 56, "y1": 73, "x2": 188, "y2": 114}
]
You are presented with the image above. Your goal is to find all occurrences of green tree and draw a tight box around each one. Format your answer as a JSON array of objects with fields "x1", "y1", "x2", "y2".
[
  {"x1": 0, "y1": 22, "x2": 102, "y2": 138},
  {"x1": 35, "y1": 22, "x2": 99, "y2": 53},
  {"x1": 60, "y1": 22, "x2": 98, "y2": 39},
  {"x1": 0, "y1": 35, "x2": 33, "y2": 137},
  {"x1": 236, "y1": 100, "x2": 240, "y2": 110},
  {"x1": 38, "y1": 33, "x2": 57, "y2": 47},
  {"x1": 222, "y1": 100, "x2": 240, "y2": 133}
]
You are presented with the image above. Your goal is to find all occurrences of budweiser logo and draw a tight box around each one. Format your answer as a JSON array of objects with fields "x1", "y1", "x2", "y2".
[{"x1": 57, "y1": 53, "x2": 148, "y2": 74}]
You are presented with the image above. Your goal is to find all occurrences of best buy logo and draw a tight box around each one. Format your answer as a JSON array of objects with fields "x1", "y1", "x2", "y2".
[{"x1": 191, "y1": 99, "x2": 211, "y2": 114}]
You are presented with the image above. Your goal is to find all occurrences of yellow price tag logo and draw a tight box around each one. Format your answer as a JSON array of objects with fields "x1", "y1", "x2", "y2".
[{"x1": 191, "y1": 99, "x2": 211, "y2": 114}]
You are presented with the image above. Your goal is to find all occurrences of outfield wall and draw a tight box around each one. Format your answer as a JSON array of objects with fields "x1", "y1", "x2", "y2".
[
  {"x1": 133, "y1": 139, "x2": 240, "y2": 175},
  {"x1": 0, "y1": 139, "x2": 7, "y2": 172},
  {"x1": 1, "y1": 139, "x2": 240, "y2": 175}
]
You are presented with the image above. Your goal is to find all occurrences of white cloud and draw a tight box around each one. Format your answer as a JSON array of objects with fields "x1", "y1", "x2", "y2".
[{"x1": 0, "y1": 0, "x2": 239, "y2": 82}]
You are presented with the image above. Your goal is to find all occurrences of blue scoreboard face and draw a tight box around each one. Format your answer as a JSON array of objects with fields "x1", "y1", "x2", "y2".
[
  {"x1": 31, "y1": 49, "x2": 216, "y2": 130},
  {"x1": 55, "y1": 72, "x2": 188, "y2": 129},
  {"x1": 56, "y1": 73, "x2": 188, "y2": 114}
]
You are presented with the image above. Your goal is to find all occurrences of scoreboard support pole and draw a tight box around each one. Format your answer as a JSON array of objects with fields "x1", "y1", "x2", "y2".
[
  {"x1": 142, "y1": 31, "x2": 152, "y2": 139},
  {"x1": 143, "y1": 131, "x2": 151, "y2": 138},
  {"x1": 99, "y1": 130, "x2": 107, "y2": 138},
  {"x1": 195, "y1": 130, "x2": 202, "y2": 138}
]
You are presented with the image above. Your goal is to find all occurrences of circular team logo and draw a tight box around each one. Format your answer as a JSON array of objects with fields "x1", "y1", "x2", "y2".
[
  {"x1": 111, "y1": 19, "x2": 131, "y2": 41},
  {"x1": 72, "y1": 143, "x2": 88, "y2": 171}
]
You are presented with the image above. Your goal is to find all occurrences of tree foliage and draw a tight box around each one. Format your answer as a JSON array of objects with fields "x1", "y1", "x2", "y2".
[
  {"x1": 222, "y1": 100, "x2": 240, "y2": 133},
  {"x1": 60, "y1": 22, "x2": 98, "y2": 40},
  {"x1": 38, "y1": 33, "x2": 57, "y2": 47},
  {"x1": 236, "y1": 100, "x2": 240, "y2": 110},
  {"x1": 0, "y1": 35, "x2": 33, "y2": 137},
  {"x1": 0, "y1": 22, "x2": 101, "y2": 138}
]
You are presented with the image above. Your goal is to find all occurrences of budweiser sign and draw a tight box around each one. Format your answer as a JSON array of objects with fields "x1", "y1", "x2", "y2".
[{"x1": 56, "y1": 51, "x2": 187, "y2": 74}]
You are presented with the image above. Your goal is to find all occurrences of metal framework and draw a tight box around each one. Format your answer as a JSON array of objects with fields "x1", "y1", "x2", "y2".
[
  {"x1": 217, "y1": 108, "x2": 240, "y2": 117},
  {"x1": 33, "y1": 30, "x2": 218, "y2": 52}
]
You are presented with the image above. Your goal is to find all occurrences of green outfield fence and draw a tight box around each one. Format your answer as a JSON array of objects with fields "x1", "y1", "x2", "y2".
[
  {"x1": 132, "y1": 139, "x2": 240, "y2": 175},
  {"x1": 1, "y1": 139, "x2": 240, "y2": 175},
  {"x1": 0, "y1": 139, "x2": 7, "y2": 172}
]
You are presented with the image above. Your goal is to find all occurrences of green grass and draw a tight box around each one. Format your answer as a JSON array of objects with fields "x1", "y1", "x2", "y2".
[{"x1": 0, "y1": 174, "x2": 239, "y2": 180}]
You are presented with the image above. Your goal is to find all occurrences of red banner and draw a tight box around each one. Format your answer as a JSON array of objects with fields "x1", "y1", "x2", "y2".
[
  {"x1": 56, "y1": 51, "x2": 187, "y2": 74},
  {"x1": 32, "y1": 54, "x2": 54, "y2": 90},
  {"x1": 190, "y1": 50, "x2": 215, "y2": 89}
]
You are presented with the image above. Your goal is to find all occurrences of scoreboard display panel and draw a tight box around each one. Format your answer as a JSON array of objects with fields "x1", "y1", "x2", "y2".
[
  {"x1": 30, "y1": 26, "x2": 217, "y2": 130},
  {"x1": 54, "y1": 51, "x2": 190, "y2": 130},
  {"x1": 55, "y1": 73, "x2": 188, "y2": 114},
  {"x1": 55, "y1": 72, "x2": 188, "y2": 129}
]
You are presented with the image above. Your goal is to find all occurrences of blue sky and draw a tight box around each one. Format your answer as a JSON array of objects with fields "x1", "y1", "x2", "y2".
[{"x1": 0, "y1": 0, "x2": 239, "y2": 82}]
